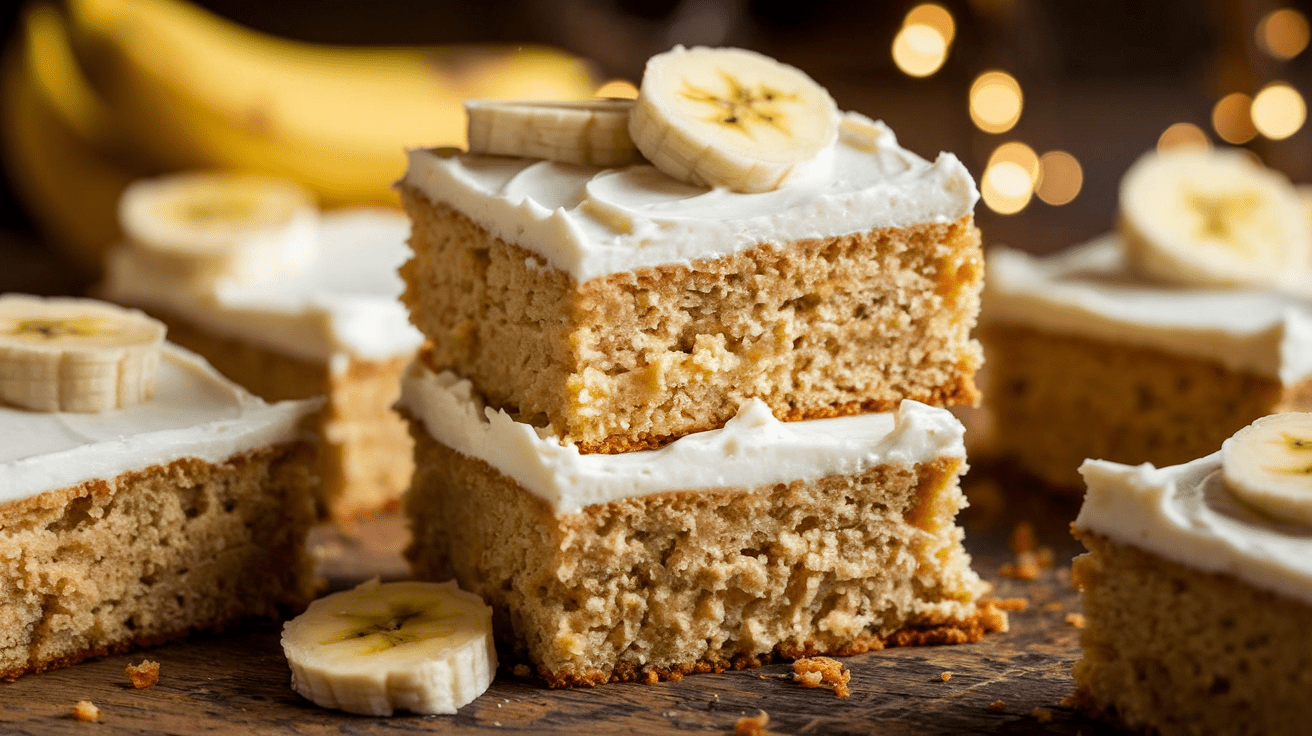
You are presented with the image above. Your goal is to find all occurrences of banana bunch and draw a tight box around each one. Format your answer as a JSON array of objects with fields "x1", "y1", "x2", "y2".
[{"x1": 1, "y1": 0, "x2": 600, "y2": 272}]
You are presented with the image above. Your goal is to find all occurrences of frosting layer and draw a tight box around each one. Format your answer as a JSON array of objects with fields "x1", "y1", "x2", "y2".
[
  {"x1": 398, "y1": 358, "x2": 966, "y2": 515},
  {"x1": 402, "y1": 113, "x2": 979, "y2": 282},
  {"x1": 1077, "y1": 455, "x2": 1312, "y2": 607},
  {"x1": 982, "y1": 236, "x2": 1312, "y2": 383},
  {"x1": 101, "y1": 208, "x2": 424, "y2": 364},
  {"x1": 0, "y1": 344, "x2": 319, "y2": 506}
]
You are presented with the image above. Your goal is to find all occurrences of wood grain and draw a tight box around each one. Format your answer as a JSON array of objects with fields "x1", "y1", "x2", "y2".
[{"x1": 0, "y1": 469, "x2": 1122, "y2": 735}]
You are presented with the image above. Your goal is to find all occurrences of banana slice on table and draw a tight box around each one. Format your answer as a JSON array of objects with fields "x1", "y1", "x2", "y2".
[
  {"x1": 0, "y1": 294, "x2": 166, "y2": 413},
  {"x1": 118, "y1": 172, "x2": 319, "y2": 287},
  {"x1": 281, "y1": 579, "x2": 496, "y2": 716},
  {"x1": 465, "y1": 99, "x2": 641, "y2": 167},
  {"x1": 628, "y1": 45, "x2": 840, "y2": 193},
  {"x1": 1119, "y1": 149, "x2": 1312, "y2": 289},
  {"x1": 1221, "y1": 413, "x2": 1312, "y2": 528}
]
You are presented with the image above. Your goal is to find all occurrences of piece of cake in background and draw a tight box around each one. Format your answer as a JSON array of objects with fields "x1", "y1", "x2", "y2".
[
  {"x1": 1070, "y1": 413, "x2": 1312, "y2": 735},
  {"x1": 399, "y1": 70, "x2": 983, "y2": 452},
  {"x1": 979, "y1": 148, "x2": 1312, "y2": 489},
  {"x1": 399, "y1": 45, "x2": 1002, "y2": 687},
  {"x1": 0, "y1": 294, "x2": 319, "y2": 679},
  {"x1": 99, "y1": 173, "x2": 424, "y2": 522},
  {"x1": 400, "y1": 356, "x2": 1004, "y2": 686}
]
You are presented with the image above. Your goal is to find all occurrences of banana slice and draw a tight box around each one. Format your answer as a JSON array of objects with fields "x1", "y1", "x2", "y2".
[
  {"x1": 0, "y1": 294, "x2": 166, "y2": 413},
  {"x1": 1221, "y1": 413, "x2": 1312, "y2": 528},
  {"x1": 281, "y1": 579, "x2": 496, "y2": 716},
  {"x1": 118, "y1": 172, "x2": 319, "y2": 287},
  {"x1": 628, "y1": 45, "x2": 840, "y2": 193},
  {"x1": 465, "y1": 99, "x2": 641, "y2": 167},
  {"x1": 1119, "y1": 149, "x2": 1311, "y2": 289}
]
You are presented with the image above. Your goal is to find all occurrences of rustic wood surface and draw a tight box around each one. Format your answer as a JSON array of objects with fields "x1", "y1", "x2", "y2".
[{"x1": 0, "y1": 468, "x2": 1124, "y2": 735}]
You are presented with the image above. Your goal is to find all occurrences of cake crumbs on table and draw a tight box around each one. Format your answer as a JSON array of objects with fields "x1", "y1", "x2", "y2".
[
  {"x1": 73, "y1": 700, "x2": 101, "y2": 723},
  {"x1": 792, "y1": 656, "x2": 851, "y2": 698},
  {"x1": 125, "y1": 659, "x2": 160, "y2": 689},
  {"x1": 1044, "y1": 600, "x2": 1065, "y2": 612},
  {"x1": 1065, "y1": 612, "x2": 1087, "y2": 628},
  {"x1": 734, "y1": 709, "x2": 770, "y2": 736},
  {"x1": 1031, "y1": 707, "x2": 1054, "y2": 722},
  {"x1": 988, "y1": 700, "x2": 1007, "y2": 713},
  {"x1": 939, "y1": 672, "x2": 952, "y2": 682},
  {"x1": 990, "y1": 596, "x2": 1030, "y2": 611},
  {"x1": 1000, "y1": 551, "x2": 1042, "y2": 580}
]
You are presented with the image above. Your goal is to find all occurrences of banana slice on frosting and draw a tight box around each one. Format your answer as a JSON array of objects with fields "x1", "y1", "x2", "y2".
[
  {"x1": 465, "y1": 99, "x2": 641, "y2": 167},
  {"x1": 0, "y1": 294, "x2": 166, "y2": 413},
  {"x1": 118, "y1": 172, "x2": 319, "y2": 287},
  {"x1": 1222, "y1": 412, "x2": 1312, "y2": 529},
  {"x1": 628, "y1": 45, "x2": 840, "y2": 193},
  {"x1": 281, "y1": 579, "x2": 496, "y2": 717},
  {"x1": 1119, "y1": 149, "x2": 1312, "y2": 289}
]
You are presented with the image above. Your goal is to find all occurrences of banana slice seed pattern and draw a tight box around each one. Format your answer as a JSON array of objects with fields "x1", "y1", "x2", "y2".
[{"x1": 681, "y1": 73, "x2": 797, "y2": 139}]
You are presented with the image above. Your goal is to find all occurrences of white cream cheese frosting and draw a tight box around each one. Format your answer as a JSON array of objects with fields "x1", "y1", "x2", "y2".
[
  {"x1": 0, "y1": 344, "x2": 319, "y2": 507},
  {"x1": 397, "y1": 357, "x2": 966, "y2": 515},
  {"x1": 100, "y1": 208, "x2": 424, "y2": 365},
  {"x1": 402, "y1": 112, "x2": 979, "y2": 283},
  {"x1": 982, "y1": 235, "x2": 1312, "y2": 384},
  {"x1": 1077, "y1": 456, "x2": 1312, "y2": 607}
]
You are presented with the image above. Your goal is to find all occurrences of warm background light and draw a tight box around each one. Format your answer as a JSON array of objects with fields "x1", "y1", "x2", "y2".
[
  {"x1": 1212, "y1": 92, "x2": 1257, "y2": 143},
  {"x1": 905, "y1": 3, "x2": 956, "y2": 44},
  {"x1": 892, "y1": 23, "x2": 948, "y2": 77},
  {"x1": 1251, "y1": 82, "x2": 1306, "y2": 139},
  {"x1": 981, "y1": 160, "x2": 1033, "y2": 214},
  {"x1": 594, "y1": 79, "x2": 639, "y2": 99},
  {"x1": 1157, "y1": 122, "x2": 1211, "y2": 151},
  {"x1": 987, "y1": 141, "x2": 1040, "y2": 183},
  {"x1": 1036, "y1": 151, "x2": 1083, "y2": 205},
  {"x1": 970, "y1": 71, "x2": 1023, "y2": 133},
  {"x1": 1257, "y1": 8, "x2": 1310, "y2": 60}
]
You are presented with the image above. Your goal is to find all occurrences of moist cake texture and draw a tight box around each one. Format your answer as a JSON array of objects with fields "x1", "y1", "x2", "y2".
[
  {"x1": 101, "y1": 208, "x2": 424, "y2": 520},
  {"x1": 400, "y1": 113, "x2": 983, "y2": 452},
  {"x1": 981, "y1": 236, "x2": 1312, "y2": 488},
  {"x1": 1071, "y1": 455, "x2": 1312, "y2": 735},
  {"x1": 399, "y1": 357, "x2": 1001, "y2": 686},
  {"x1": 0, "y1": 345, "x2": 319, "y2": 679}
]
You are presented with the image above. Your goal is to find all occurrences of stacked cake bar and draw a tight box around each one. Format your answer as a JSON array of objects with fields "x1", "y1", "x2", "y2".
[{"x1": 398, "y1": 46, "x2": 1002, "y2": 686}]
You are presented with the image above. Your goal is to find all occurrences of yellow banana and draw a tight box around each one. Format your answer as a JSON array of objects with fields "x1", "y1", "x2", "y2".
[{"x1": 66, "y1": 0, "x2": 600, "y2": 206}]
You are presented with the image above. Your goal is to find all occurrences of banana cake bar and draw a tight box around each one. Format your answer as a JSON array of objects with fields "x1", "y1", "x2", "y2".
[
  {"x1": 399, "y1": 112, "x2": 983, "y2": 452},
  {"x1": 0, "y1": 335, "x2": 319, "y2": 679},
  {"x1": 399, "y1": 353, "x2": 1005, "y2": 686},
  {"x1": 1071, "y1": 439, "x2": 1312, "y2": 735}
]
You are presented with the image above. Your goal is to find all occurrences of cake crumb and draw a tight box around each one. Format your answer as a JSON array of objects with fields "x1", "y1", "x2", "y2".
[
  {"x1": 125, "y1": 660, "x2": 160, "y2": 689},
  {"x1": 643, "y1": 670, "x2": 659, "y2": 684},
  {"x1": 1031, "y1": 707, "x2": 1054, "y2": 722},
  {"x1": 979, "y1": 600, "x2": 1011, "y2": 633},
  {"x1": 1000, "y1": 551, "x2": 1041, "y2": 580},
  {"x1": 988, "y1": 700, "x2": 1007, "y2": 713},
  {"x1": 1065, "y1": 612, "x2": 1087, "y2": 628},
  {"x1": 73, "y1": 701, "x2": 101, "y2": 722},
  {"x1": 939, "y1": 672, "x2": 952, "y2": 682},
  {"x1": 792, "y1": 657, "x2": 851, "y2": 698},
  {"x1": 512, "y1": 664, "x2": 531, "y2": 677},
  {"x1": 734, "y1": 709, "x2": 770, "y2": 735},
  {"x1": 1035, "y1": 546, "x2": 1055, "y2": 570},
  {"x1": 992, "y1": 597, "x2": 1030, "y2": 611},
  {"x1": 1010, "y1": 521, "x2": 1036, "y2": 553},
  {"x1": 1044, "y1": 601, "x2": 1065, "y2": 612}
]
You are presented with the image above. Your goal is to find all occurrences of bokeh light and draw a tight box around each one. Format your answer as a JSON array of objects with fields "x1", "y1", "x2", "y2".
[
  {"x1": 1157, "y1": 122, "x2": 1211, "y2": 151},
  {"x1": 594, "y1": 79, "x2": 639, "y2": 99},
  {"x1": 905, "y1": 4, "x2": 956, "y2": 44},
  {"x1": 1257, "y1": 8, "x2": 1310, "y2": 60},
  {"x1": 970, "y1": 71, "x2": 1023, "y2": 134},
  {"x1": 1036, "y1": 151, "x2": 1083, "y2": 206},
  {"x1": 987, "y1": 142, "x2": 1040, "y2": 184},
  {"x1": 981, "y1": 160, "x2": 1033, "y2": 214},
  {"x1": 1251, "y1": 82, "x2": 1306, "y2": 139},
  {"x1": 892, "y1": 23, "x2": 948, "y2": 77},
  {"x1": 1212, "y1": 92, "x2": 1257, "y2": 144}
]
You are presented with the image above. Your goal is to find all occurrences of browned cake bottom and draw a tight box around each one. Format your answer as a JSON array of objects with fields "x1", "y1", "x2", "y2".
[
  {"x1": 404, "y1": 416, "x2": 1005, "y2": 687},
  {"x1": 137, "y1": 310, "x2": 413, "y2": 522},
  {"x1": 980, "y1": 324, "x2": 1312, "y2": 489},
  {"x1": 401, "y1": 186, "x2": 983, "y2": 453},
  {"x1": 1071, "y1": 532, "x2": 1312, "y2": 736},
  {"x1": 0, "y1": 444, "x2": 318, "y2": 680}
]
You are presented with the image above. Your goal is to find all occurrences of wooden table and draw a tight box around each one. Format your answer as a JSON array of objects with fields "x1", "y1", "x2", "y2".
[{"x1": 0, "y1": 468, "x2": 1122, "y2": 735}]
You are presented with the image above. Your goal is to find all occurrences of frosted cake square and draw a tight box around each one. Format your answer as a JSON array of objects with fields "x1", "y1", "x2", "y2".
[
  {"x1": 399, "y1": 113, "x2": 982, "y2": 452},
  {"x1": 398, "y1": 353, "x2": 1004, "y2": 687}
]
